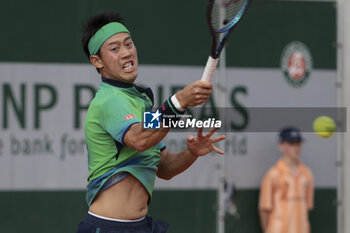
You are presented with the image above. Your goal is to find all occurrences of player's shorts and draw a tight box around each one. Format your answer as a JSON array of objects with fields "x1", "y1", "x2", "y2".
[{"x1": 76, "y1": 213, "x2": 169, "y2": 233}]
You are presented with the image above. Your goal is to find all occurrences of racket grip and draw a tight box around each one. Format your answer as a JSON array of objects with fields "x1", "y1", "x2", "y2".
[{"x1": 201, "y1": 56, "x2": 219, "y2": 82}]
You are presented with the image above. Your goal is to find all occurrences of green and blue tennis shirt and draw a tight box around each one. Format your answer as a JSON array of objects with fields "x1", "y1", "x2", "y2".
[{"x1": 84, "y1": 77, "x2": 165, "y2": 206}]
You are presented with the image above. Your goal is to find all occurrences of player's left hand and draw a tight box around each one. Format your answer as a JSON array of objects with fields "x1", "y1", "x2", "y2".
[{"x1": 186, "y1": 127, "x2": 226, "y2": 157}]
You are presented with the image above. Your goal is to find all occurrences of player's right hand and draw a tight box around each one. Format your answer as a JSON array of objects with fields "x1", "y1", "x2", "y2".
[{"x1": 175, "y1": 80, "x2": 212, "y2": 108}]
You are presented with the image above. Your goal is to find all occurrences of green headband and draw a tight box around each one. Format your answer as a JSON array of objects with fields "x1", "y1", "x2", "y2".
[{"x1": 88, "y1": 22, "x2": 130, "y2": 55}]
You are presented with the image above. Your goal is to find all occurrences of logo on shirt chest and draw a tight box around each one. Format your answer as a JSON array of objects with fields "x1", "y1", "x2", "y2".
[{"x1": 124, "y1": 114, "x2": 135, "y2": 120}]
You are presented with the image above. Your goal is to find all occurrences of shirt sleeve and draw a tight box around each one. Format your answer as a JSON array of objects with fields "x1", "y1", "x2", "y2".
[
  {"x1": 259, "y1": 169, "x2": 275, "y2": 211},
  {"x1": 99, "y1": 95, "x2": 140, "y2": 145}
]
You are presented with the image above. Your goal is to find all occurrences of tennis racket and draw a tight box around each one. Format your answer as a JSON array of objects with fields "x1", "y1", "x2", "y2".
[{"x1": 201, "y1": 0, "x2": 252, "y2": 82}]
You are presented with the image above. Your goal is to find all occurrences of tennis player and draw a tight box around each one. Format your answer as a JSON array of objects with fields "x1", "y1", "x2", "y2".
[{"x1": 76, "y1": 10, "x2": 226, "y2": 233}]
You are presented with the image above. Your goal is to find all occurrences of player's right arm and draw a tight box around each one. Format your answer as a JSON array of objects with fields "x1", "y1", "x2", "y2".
[{"x1": 124, "y1": 80, "x2": 213, "y2": 152}]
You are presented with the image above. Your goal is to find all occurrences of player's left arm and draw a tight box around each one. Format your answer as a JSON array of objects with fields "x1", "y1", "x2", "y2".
[
  {"x1": 307, "y1": 169, "x2": 314, "y2": 210},
  {"x1": 156, "y1": 127, "x2": 226, "y2": 180}
]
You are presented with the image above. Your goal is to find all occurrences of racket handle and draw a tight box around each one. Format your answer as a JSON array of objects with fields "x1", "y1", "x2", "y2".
[{"x1": 201, "y1": 56, "x2": 219, "y2": 82}]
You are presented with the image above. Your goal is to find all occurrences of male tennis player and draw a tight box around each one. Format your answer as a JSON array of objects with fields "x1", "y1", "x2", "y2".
[{"x1": 76, "y1": 10, "x2": 226, "y2": 233}]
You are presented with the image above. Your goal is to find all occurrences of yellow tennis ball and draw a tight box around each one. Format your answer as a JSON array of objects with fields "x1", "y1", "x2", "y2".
[{"x1": 313, "y1": 116, "x2": 336, "y2": 138}]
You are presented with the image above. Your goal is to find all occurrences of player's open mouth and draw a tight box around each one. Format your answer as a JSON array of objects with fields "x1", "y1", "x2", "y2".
[{"x1": 122, "y1": 62, "x2": 134, "y2": 72}]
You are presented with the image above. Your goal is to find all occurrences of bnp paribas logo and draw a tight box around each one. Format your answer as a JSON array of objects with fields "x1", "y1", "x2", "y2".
[{"x1": 280, "y1": 41, "x2": 313, "y2": 88}]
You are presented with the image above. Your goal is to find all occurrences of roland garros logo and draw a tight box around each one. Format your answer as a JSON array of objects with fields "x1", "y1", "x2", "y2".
[{"x1": 280, "y1": 41, "x2": 313, "y2": 88}]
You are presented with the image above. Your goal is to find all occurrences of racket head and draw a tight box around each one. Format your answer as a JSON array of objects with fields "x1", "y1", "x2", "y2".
[
  {"x1": 208, "y1": 0, "x2": 251, "y2": 33},
  {"x1": 206, "y1": 0, "x2": 252, "y2": 57}
]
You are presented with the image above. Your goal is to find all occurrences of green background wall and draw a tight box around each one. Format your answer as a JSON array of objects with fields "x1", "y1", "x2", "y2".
[
  {"x1": 0, "y1": 189, "x2": 336, "y2": 233},
  {"x1": 0, "y1": 0, "x2": 336, "y2": 68}
]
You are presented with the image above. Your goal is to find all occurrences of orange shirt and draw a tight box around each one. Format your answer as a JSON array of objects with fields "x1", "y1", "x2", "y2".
[{"x1": 259, "y1": 158, "x2": 314, "y2": 233}]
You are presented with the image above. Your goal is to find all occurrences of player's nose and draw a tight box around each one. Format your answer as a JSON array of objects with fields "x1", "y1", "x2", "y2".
[{"x1": 120, "y1": 46, "x2": 132, "y2": 58}]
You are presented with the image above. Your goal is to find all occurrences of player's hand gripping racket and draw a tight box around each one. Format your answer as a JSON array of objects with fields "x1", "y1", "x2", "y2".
[{"x1": 201, "y1": 0, "x2": 252, "y2": 82}]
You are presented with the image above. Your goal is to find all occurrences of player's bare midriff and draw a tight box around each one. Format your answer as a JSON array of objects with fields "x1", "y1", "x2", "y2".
[{"x1": 89, "y1": 175, "x2": 149, "y2": 220}]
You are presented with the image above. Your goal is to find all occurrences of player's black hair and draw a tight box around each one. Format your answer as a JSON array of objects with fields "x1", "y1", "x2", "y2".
[{"x1": 82, "y1": 10, "x2": 126, "y2": 59}]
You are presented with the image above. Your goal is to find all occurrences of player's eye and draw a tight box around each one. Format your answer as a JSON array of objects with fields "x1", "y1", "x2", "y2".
[
  {"x1": 125, "y1": 41, "x2": 133, "y2": 48},
  {"x1": 112, "y1": 47, "x2": 120, "y2": 52}
]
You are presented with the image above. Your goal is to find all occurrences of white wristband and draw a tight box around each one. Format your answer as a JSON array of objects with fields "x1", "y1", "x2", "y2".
[{"x1": 171, "y1": 94, "x2": 185, "y2": 112}]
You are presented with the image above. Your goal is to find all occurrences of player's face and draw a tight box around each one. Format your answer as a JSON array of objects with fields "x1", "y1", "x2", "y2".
[
  {"x1": 97, "y1": 32, "x2": 138, "y2": 83},
  {"x1": 279, "y1": 141, "x2": 302, "y2": 161}
]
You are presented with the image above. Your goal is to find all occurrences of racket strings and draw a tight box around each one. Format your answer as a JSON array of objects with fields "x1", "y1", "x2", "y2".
[
  {"x1": 211, "y1": 0, "x2": 247, "y2": 31},
  {"x1": 211, "y1": 3, "x2": 221, "y2": 31}
]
